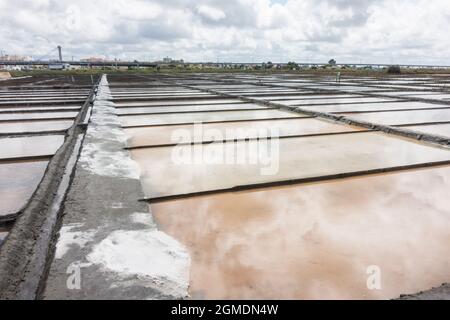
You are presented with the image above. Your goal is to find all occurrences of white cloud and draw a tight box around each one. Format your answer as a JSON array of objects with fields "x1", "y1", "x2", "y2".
[{"x1": 0, "y1": 0, "x2": 449, "y2": 65}]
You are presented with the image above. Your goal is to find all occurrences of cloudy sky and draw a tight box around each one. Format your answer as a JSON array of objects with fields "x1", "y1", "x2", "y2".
[{"x1": 0, "y1": 0, "x2": 449, "y2": 64}]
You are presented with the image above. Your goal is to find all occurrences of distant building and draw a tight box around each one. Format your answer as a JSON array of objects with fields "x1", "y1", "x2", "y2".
[
  {"x1": 160, "y1": 57, "x2": 184, "y2": 65},
  {"x1": 48, "y1": 63, "x2": 71, "y2": 70},
  {"x1": 0, "y1": 55, "x2": 32, "y2": 62},
  {"x1": 0, "y1": 55, "x2": 32, "y2": 71},
  {"x1": 80, "y1": 57, "x2": 106, "y2": 63}
]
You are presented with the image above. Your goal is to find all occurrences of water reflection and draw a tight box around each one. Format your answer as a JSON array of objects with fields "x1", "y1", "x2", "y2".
[
  {"x1": 152, "y1": 166, "x2": 450, "y2": 299},
  {"x1": 0, "y1": 135, "x2": 64, "y2": 160},
  {"x1": 117, "y1": 103, "x2": 268, "y2": 115},
  {"x1": 131, "y1": 132, "x2": 450, "y2": 198},
  {"x1": 0, "y1": 120, "x2": 73, "y2": 134},
  {"x1": 279, "y1": 97, "x2": 397, "y2": 106},
  {"x1": 405, "y1": 124, "x2": 450, "y2": 138},
  {"x1": 0, "y1": 111, "x2": 78, "y2": 121},
  {"x1": 121, "y1": 109, "x2": 303, "y2": 127},
  {"x1": 0, "y1": 160, "x2": 49, "y2": 217},
  {"x1": 346, "y1": 109, "x2": 450, "y2": 125},
  {"x1": 124, "y1": 118, "x2": 361, "y2": 147}
]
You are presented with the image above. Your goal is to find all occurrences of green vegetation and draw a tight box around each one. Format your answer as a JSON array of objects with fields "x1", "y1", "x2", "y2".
[
  {"x1": 286, "y1": 62, "x2": 299, "y2": 70},
  {"x1": 387, "y1": 65, "x2": 401, "y2": 74}
]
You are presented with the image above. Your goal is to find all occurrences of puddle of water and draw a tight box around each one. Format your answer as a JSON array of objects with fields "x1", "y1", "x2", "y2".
[
  {"x1": 0, "y1": 111, "x2": 78, "y2": 121},
  {"x1": 345, "y1": 109, "x2": 450, "y2": 126},
  {"x1": 0, "y1": 91, "x2": 89, "y2": 97},
  {"x1": 0, "y1": 160, "x2": 49, "y2": 217},
  {"x1": 0, "y1": 99, "x2": 84, "y2": 106},
  {"x1": 375, "y1": 85, "x2": 432, "y2": 90},
  {"x1": 0, "y1": 120, "x2": 73, "y2": 134},
  {"x1": 110, "y1": 87, "x2": 193, "y2": 93},
  {"x1": 0, "y1": 105, "x2": 81, "y2": 112},
  {"x1": 407, "y1": 94, "x2": 450, "y2": 100},
  {"x1": 116, "y1": 103, "x2": 268, "y2": 115},
  {"x1": 124, "y1": 118, "x2": 362, "y2": 147},
  {"x1": 0, "y1": 96, "x2": 87, "y2": 102},
  {"x1": 113, "y1": 92, "x2": 213, "y2": 98},
  {"x1": 377, "y1": 91, "x2": 438, "y2": 96},
  {"x1": 404, "y1": 124, "x2": 450, "y2": 137},
  {"x1": 151, "y1": 165, "x2": 450, "y2": 299},
  {"x1": 229, "y1": 90, "x2": 305, "y2": 94},
  {"x1": 111, "y1": 89, "x2": 198, "y2": 93},
  {"x1": 251, "y1": 94, "x2": 359, "y2": 101},
  {"x1": 278, "y1": 97, "x2": 399, "y2": 106},
  {"x1": 114, "y1": 95, "x2": 216, "y2": 102},
  {"x1": 198, "y1": 86, "x2": 260, "y2": 90},
  {"x1": 0, "y1": 135, "x2": 64, "y2": 160},
  {"x1": 305, "y1": 102, "x2": 443, "y2": 113},
  {"x1": 120, "y1": 109, "x2": 304, "y2": 127},
  {"x1": 131, "y1": 132, "x2": 450, "y2": 198},
  {"x1": 302, "y1": 86, "x2": 378, "y2": 92},
  {"x1": 0, "y1": 96, "x2": 86, "y2": 102},
  {"x1": 114, "y1": 99, "x2": 244, "y2": 108}
]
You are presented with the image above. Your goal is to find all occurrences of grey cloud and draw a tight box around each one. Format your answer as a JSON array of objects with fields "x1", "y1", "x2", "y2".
[{"x1": 324, "y1": 0, "x2": 373, "y2": 27}]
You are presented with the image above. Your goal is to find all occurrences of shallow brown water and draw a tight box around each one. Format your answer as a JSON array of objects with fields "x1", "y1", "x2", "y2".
[
  {"x1": 151, "y1": 166, "x2": 450, "y2": 299},
  {"x1": 121, "y1": 109, "x2": 304, "y2": 127},
  {"x1": 0, "y1": 160, "x2": 49, "y2": 217},
  {"x1": 305, "y1": 101, "x2": 441, "y2": 113},
  {"x1": 124, "y1": 118, "x2": 362, "y2": 147},
  {"x1": 346, "y1": 109, "x2": 450, "y2": 125},
  {"x1": 131, "y1": 132, "x2": 450, "y2": 198},
  {"x1": 278, "y1": 97, "x2": 398, "y2": 106},
  {"x1": 0, "y1": 120, "x2": 73, "y2": 134},
  {"x1": 116, "y1": 103, "x2": 268, "y2": 115},
  {"x1": 114, "y1": 99, "x2": 248, "y2": 107},
  {"x1": 0, "y1": 135, "x2": 64, "y2": 159},
  {"x1": 405, "y1": 124, "x2": 450, "y2": 137},
  {"x1": 0, "y1": 111, "x2": 78, "y2": 121}
]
